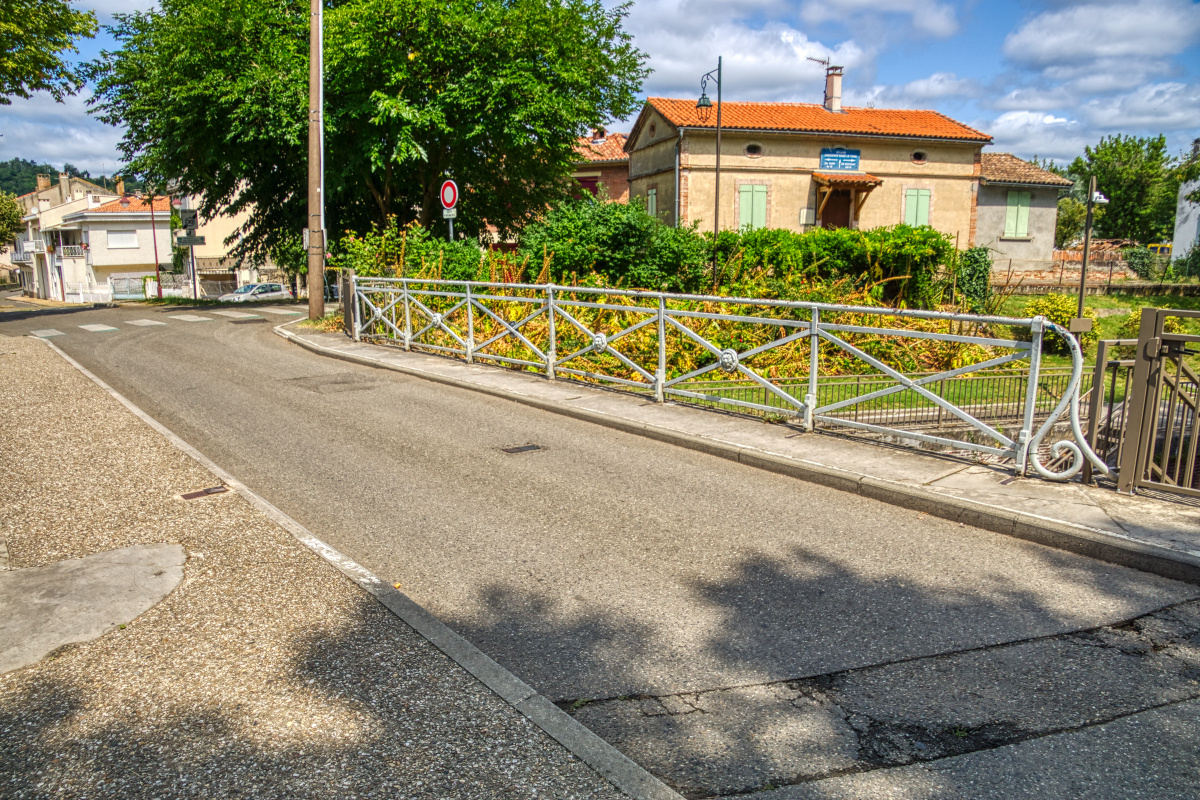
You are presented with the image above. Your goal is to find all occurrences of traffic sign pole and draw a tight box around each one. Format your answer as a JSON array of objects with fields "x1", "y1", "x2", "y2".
[{"x1": 440, "y1": 179, "x2": 458, "y2": 242}]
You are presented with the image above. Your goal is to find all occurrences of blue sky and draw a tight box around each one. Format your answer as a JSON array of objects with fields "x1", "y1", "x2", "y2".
[{"x1": 2, "y1": 0, "x2": 1198, "y2": 175}]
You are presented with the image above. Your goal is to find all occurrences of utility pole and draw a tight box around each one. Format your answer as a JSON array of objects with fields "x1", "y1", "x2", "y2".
[{"x1": 306, "y1": 0, "x2": 325, "y2": 320}]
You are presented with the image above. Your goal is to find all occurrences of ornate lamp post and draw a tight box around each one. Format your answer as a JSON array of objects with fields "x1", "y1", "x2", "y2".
[{"x1": 697, "y1": 57, "x2": 722, "y2": 289}]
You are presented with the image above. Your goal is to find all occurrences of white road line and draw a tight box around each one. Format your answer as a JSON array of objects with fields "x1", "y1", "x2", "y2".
[
  {"x1": 79, "y1": 324, "x2": 118, "y2": 332},
  {"x1": 211, "y1": 310, "x2": 262, "y2": 319},
  {"x1": 258, "y1": 308, "x2": 304, "y2": 315},
  {"x1": 126, "y1": 319, "x2": 168, "y2": 327},
  {"x1": 167, "y1": 314, "x2": 213, "y2": 322},
  {"x1": 30, "y1": 329, "x2": 65, "y2": 338}
]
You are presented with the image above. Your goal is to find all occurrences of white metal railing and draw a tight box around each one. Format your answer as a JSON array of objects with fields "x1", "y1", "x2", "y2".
[
  {"x1": 64, "y1": 282, "x2": 113, "y2": 304},
  {"x1": 30, "y1": 240, "x2": 46, "y2": 253},
  {"x1": 10, "y1": 249, "x2": 32, "y2": 263},
  {"x1": 350, "y1": 276, "x2": 1109, "y2": 482},
  {"x1": 60, "y1": 245, "x2": 85, "y2": 258}
]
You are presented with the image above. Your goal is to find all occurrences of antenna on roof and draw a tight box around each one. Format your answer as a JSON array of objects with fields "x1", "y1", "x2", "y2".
[{"x1": 806, "y1": 56, "x2": 830, "y2": 68}]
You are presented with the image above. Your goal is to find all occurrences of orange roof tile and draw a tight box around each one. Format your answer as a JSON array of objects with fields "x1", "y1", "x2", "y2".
[
  {"x1": 813, "y1": 172, "x2": 883, "y2": 186},
  {"x1": 90, "y1": 196, "x2": 173, "y2": 213},
  {"x1": 980, "y1": 153, "x2": 1073, "y2": 187},
  {"x1": 575, "y1": 132, "x2": 629, "y2": 163},
  {"x1": 643, "y1": 98, "x2": 991, "y2": 143}
]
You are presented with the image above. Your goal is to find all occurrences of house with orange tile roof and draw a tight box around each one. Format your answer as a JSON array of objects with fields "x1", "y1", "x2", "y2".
[
  {"x1": 976, "y1": 153, "x2": 1074, "y2": 270},
  {"x1": 573, "y1": 129, "x2": 630, "y2": 203},
  {"x1": 10, "y1": 192, "x2": 172, "y2": 301},
  {"x1": 623, "y1": 67, "x2": 993, "y2": 242}
]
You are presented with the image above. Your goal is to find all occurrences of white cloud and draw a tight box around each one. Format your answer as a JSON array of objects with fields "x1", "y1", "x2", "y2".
[
  {"x1": 1003, "y1": 0, "x2": 1200, "y2": 68},
  {"x1": 847, "y1": 72, "x2": 981, "y2": 108},
  {"x1": 801, "y1": 0, "x2": 959, "y2": 38},
  {"x1": 1078, "y1": 82, "x2": 1200, "y2": 129},
  {"x1": 0, "y1": 91, "x2": 125, "y2": 176},
  {"x1": 980, "y1": 110, "x2": 1093, "y2": 162}
]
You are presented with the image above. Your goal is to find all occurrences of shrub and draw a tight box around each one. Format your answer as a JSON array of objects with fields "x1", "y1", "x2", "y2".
[
  {"x1": 334, "y1": 218, "x2": 483, "y2": 280},
  {"x1": 1016, "y1": 293, "x2": 1098, "y2": 354},
  {"x1": 1118, "y1": 308, "x2": 1186, "y2": 339},
  {"x1": 1175, "y1": 245, "x2": 1200, "y2": 280},
  {"x1": 518, "y1": 195, "x2": 709, "y2": 292},
  {"x1": 1122, "y1": 246, "x2": 1154, "y2": 279},
  {"x1": 957, "y1": 246, "x2": 993, "y2": 313}
]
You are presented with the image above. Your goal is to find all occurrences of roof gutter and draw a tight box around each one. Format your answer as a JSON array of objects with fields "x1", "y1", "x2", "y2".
[{"x1": 677, "y1": 125, "x2": 991, "y2": 146}]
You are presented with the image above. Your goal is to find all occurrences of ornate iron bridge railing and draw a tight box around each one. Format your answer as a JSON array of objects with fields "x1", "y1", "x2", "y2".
[{"x1": 349, "y1": 275, "x2": 1108, "y2": 481}]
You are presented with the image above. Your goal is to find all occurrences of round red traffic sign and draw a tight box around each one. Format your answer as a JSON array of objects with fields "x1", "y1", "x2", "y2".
[{"x1": 440, "y1": 180, "x2": 458, "y2": 209}]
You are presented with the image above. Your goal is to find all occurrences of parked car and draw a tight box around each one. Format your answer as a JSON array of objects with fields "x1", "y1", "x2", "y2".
[
  {"x1": 1147, "y1": 243, "x2": 1172, "y2": 258},
  {"x1": 218, "y1": 283, "x2": 294, "y2": 303}
]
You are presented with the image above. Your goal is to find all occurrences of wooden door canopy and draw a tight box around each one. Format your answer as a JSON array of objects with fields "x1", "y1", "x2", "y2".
[{"x1": 814, "y1": 172, "x2": 882, "y2": 219}]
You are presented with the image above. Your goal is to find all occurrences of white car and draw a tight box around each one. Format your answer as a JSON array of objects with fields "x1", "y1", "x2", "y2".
[{"x1": 218, "y1": 283, "x2": 294, "y2": 303}]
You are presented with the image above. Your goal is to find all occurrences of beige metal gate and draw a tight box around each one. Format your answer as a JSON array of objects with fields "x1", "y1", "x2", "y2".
[{"x1": 1117, "y1": 308, "x2": 1200, "y2": 497}]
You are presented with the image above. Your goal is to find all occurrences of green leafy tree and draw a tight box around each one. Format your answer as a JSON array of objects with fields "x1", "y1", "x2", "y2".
[
  {"x1": 1067, "y1": 134, "x2": 1179, "y2": 244},
  {"x1": 1055, "y1": 196, "x2": 1087, "y2": 248},
  {"x1": 0, "y1": 0, "x2": 97, "y2": 104},
  {"x1": 0, "y1": 191, "x2": 23, "y2": 249},
  {"x1": 86, "y1": 0, "x2": 647, "y2": 271}
]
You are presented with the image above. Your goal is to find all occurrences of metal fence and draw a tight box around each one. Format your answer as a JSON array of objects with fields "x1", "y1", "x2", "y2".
[{"x1": 349, "y1": 275, "x2": 1108, "y2": 481}]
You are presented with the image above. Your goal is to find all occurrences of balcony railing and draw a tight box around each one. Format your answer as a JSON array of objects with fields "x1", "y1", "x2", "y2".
[
  {"x1": 10, "y1": 250, "x2": 32, "y2": 263},
  {"x1": 59, "y1": 245, "x2": 85, "y2": 258}
]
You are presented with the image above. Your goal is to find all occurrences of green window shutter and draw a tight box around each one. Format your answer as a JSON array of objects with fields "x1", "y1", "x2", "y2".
[
  {"x1": 647, "y1": 189, "x2": 657, "y2": 217},
  {"x1": 1015, "y1": 192, "x2": 1031, "y2": 237},
  {"x1": 1005, "y1": 191, "x2": 1019, "y2": 237},
  {"x1": 905, "y1": 189, "x2": 930, "y2": 226},
  {"x1": 739, "y1": 186, "x2": 755, "y2": 230},
  {"x1": 752, "y1": 185, "x2": 767, "y2": 229}
]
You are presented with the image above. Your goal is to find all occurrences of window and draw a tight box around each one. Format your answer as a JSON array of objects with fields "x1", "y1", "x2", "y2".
[
  {"x1": 904, "y1": 189, "x2": 930, "y2": 226},
  {"x1": 745, "y1": 143, "x2": 763, "y2": 158},
  {"x1": 1004, "y1": 191, "x2": 1031, "y2": 238},
  {"x1": 911, "y1": 151, "x2": 927, "y2": 164},
  {"x1": 739, "y1": 185, "x2": 767, "y2": 230},
  {"x1": 107, "y1": 230, "x2": 138, "y2": 248},
  {"x1": 646, "y1": 188, "x2": 658, "y2": 217}
]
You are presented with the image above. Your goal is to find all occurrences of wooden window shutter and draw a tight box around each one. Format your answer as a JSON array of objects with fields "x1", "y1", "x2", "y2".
[{"x1": 739, "y1": 186, "x2": 755, "y2": 229}]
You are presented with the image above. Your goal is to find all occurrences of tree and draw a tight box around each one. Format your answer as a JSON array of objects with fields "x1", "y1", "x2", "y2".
[
  {"x1": 0, "y1": 0, "x2": 97, "y2": 104},
  {"x1": 1055, "y1": 196, "x2": 1087, "y2": 248},
  {"x1": 86, "y1": 0, "x2": 647, "y2": 271},
  {"x1": 1067, "y1": 134, "x2": 1179, "y2": 244},
  {"x1": 0, "y1": 192, "x2": 22, "y2": 250}
]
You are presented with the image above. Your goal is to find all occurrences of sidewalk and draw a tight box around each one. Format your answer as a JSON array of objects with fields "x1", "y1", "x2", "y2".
[
  {"x1": 0, "y1": 334, "x2": 653, "y2": 800},
  {"x1": 279, "y1": 326, "x2": 1200, "y2": 584}
]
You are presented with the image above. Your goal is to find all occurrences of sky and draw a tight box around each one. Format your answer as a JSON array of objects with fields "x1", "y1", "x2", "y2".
[{"x1": 1, "y1": 0, "x2": 1198, "y2": 175}]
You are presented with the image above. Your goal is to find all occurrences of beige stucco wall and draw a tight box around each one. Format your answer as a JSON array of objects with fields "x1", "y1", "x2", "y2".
[
  {"x1": 975, "y1": 184, "x2": 1059, "y2": 267},
  {"x1": 628, "y1": 125, "x2": 982, "y2": 243}
]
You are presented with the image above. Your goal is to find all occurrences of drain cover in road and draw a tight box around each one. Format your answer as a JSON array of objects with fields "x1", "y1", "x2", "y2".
[
  {"x1": 125, "y1": 319, "x2": 168, "y2": 326},
  {"x1": 212, "y1": 310, "x2": 261, "y2": 319},
  {"x1": 79, "y1": 324, "x2": 118, "y2": 332},
  {"x1": 167, "y1": 314, "x2": 212, "y2": 322},
  {"x1": 29, "y1": 329, "x2": 64, "y2": 338}
]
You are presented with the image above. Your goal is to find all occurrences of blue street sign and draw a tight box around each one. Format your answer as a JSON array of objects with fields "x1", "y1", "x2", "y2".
[{"x1": 819, "y1": 148, "x2": 861, "y2": 171}]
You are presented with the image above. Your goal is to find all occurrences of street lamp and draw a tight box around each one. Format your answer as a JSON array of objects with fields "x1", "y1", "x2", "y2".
[
  {"x1": 697, "y1": 57, "x2": 722, "y2": 290},
  {"x1": 1074, "y1": 174, "x2": 1110, "y2": 329}
]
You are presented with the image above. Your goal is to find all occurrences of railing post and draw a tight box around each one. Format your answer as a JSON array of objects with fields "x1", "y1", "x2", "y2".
[
  {"x1": 1118, "y1": 308, "x2": 1164, "y2": 493},
  {"x1": 656, "y1": 295, "x2": 666, "y2": 403},
  {"x1": 341, "y1": 268, "x2": 355, "y2": 337},
  {"x1": 1016, "y1": 316, "x2": 1043, "y2": 475},
  {"x1": 403, "y1": 279, "x2": 412, "y2": 351},
  {"x1": 805, "y1": 308, "x2": 819, "y2": 431},
  {"x1": 465, "y1": 284, "x2": 475, "y2": 363},
  {"x1": 1082, "y1": 339, "x2": 1111, "y2": 485},
  {"x1": 546, "y1": 285, "x2": 556, "y2": 380}
]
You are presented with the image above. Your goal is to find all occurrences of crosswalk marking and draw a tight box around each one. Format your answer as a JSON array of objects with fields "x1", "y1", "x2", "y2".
[
  {"x1": 79, "y1": 324, "x2": 118, "y2": 332},
  {"x1": 212, "y1": 310, "x2": 262, "y2": 319},
  {"x1": 30, "y1": 329, "x2": 64, "y2": 338},
  {"x1": 258, "y1": 308, "x2": 304, "y2": 316},
  {"x1": 126, "y1": 319, "x2": 167, "y2": 326},
  {"x1": 167, "y1": 314, "x2": 212, "y2": 322}
]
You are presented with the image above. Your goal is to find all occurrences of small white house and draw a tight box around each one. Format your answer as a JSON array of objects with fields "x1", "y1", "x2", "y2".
[{"x1": 12, "y1": 195, "x2": 172, "y2": 302}]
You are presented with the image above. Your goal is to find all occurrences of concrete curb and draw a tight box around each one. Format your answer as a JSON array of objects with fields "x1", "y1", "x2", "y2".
[
  {"x1": 275, "y1": 325, "x2": 1200, "y2": 587},
  {"x1": 37, "y1": 336, "x2": 683, "y2": 800},
  {"x1": 0, "y1": 302, "x2": 116, "y2": 322}
]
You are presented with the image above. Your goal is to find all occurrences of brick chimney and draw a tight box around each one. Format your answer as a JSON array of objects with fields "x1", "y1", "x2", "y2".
[
  {"x1": 824, "y1": 66, "x2": 844, "y2": 113},
  {"x1": 59, "y1": 172, "x2": 70, "y2": 204},
  {"x1": 115, "y1": 178, "x2": 125, "y2": 196},
  {"x1": 36, "y1": 174, "x2": 51, "y2": 192}
]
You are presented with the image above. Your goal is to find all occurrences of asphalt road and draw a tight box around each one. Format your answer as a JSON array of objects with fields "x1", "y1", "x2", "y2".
[{"x1": 6, "y1": 300, "x2": 1199, "y2": 798}]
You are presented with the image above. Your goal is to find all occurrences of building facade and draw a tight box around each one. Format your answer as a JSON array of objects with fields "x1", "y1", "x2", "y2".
[
  {"x1": 573, "y1": 131, "x2": 630, "y2": 203},
  {"x1": 1172, "y1": 140, "x2": 1200, "y2": 261},
  {"x1": 975, "y1": 153, "x2": 1072, "y2": 271},
  {"x1": 623, "y1": 69, "x2": 992, "y2": 242}
]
